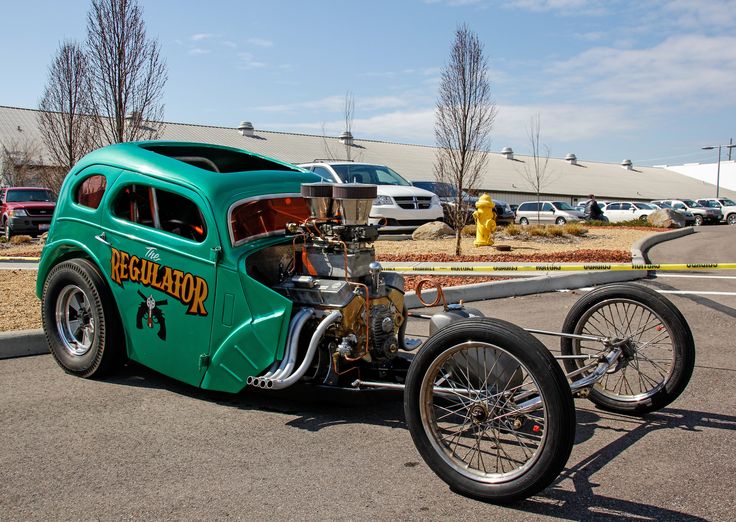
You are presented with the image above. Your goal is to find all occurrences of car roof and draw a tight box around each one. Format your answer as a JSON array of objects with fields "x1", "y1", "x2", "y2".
[{"x1": 71, "y1": 141, "x2": 320, "y2": 208}]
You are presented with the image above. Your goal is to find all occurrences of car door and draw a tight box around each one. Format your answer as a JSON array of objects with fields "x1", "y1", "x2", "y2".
[
  {"x1": 605, "y1": 203, "x2": 621, "y2": 221},
  {"x1": 98, "y1": 172, "x2": 219, "y2": 387},
  {"x1": 540, "y1": 202, "x2": 555, "y2": 223}
]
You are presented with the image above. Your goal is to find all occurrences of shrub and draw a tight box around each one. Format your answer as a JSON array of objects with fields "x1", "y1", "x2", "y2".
[
  {"x1": 10, "y1": 235, "x2": 33, "y2": 244},
  {"x1": 563, "y1": 223, "x2": 588, "y2": 236},
  {"x1": 547, "y1": 225, "x2": 565, "y2": 237},
  {"x1": 528, "y1": 225, "x2": 548, "y2": 237},
  {"x1": 461, "y1": 224, "x2": 476, "y2": 237},
  {"x1": 505, "y1": 224, "x2": 523, "y2": 236}
]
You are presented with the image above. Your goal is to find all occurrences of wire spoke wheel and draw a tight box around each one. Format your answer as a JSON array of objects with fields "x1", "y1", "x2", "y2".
[
  {"x1": 405, "y1": 318, "x2": 574, "y2": 503},
  {"x1": 561, "y1": 283, "x2": 695, "y2": 414},
  {"x1": 421, "y1": 342, "x2": 547, "y2": 482}
]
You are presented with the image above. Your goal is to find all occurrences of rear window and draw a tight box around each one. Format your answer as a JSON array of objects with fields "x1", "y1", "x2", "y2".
[
  {"x1": 76, "y1": 175, "x2": 107, "y2": 209},
  {"x1": 229, "y1": 196, "x2": 311, "y2": 246},
  {"x1": 141, "y1": 144, "x2": 300, "y2": 174},
  {"x1": 518, "y1": 202, "x2": 538, "y2": 212}
]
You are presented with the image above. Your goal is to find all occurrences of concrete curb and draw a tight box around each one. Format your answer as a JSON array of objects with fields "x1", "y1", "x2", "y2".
[
  {"x1": 0, "y1": 329, "x2": 48, "y2": 359},
  {"x1": 0, "y1": 228, "x2": 695, "y2": 359}
]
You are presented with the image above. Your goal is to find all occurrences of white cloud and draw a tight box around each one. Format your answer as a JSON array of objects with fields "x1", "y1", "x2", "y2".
[
  {"x1": 247, "y1": 37, "x2": 274, "y2": 48},
  {"x1": 547, "y1": 34, "x2": 736, "y2": 109},
  {"x1": 191, "y1": 33, "x2": 216, "y2": 41},
  {"x1": 189, "y1": 47, "x2": 211, "y2": 56},
  {"x1": 238, "y1": 52, "x2": 266, "y2": 69}
]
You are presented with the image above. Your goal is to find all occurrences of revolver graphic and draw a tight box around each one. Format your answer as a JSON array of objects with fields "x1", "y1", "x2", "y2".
[{"x1": 136, "y1": 290, "x2": 167, "y2": 340}]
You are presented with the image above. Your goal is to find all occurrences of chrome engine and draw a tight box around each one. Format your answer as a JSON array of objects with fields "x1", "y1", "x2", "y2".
[{"x1": 266, "y1": 182, "x2": 407, "y2": 386}]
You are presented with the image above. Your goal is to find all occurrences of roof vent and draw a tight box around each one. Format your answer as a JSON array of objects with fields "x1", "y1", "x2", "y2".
[
  {"x1": 238, "y1": 121, "x2": 255, "y2": 137},
  {"x1": 501, "y1": 147, "x2": 514, "y2": 160},
  {"x1": 565, "y1": 153, "x2": 577, "y2": 165},
  {"x1": 339, "y1": 130, "x2": 354, "y2": 146},
  {"x1": 125, "y1": 111, "x2": 142, "y2": 123},
  {"x1": 621, "y1": 159, "x2": 633, "y2": 170}
]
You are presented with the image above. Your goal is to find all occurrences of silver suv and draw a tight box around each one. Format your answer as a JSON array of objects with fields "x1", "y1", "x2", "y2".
[
  {"x1": 697, "y1": 197, "x2": 736, "y2": 225},
  {"x1": 298, "y1": 161, "x2": 443, "y2": 232},
  {"x1": 651, "y1": 199, "x2": 721, "y2": 226}
]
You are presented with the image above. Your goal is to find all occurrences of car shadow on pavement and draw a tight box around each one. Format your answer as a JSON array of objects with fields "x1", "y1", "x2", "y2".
[
  {"x1": 107, "y1": 360, "x2": 408, "y2": 431},
  {"x1": 514, "y1": 406, "x2": 735, "y2": 521}
]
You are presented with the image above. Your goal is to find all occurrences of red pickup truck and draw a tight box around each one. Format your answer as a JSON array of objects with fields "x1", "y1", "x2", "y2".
[{"x1": 0, "y1": 186, "x2": 56, "y2": 239}]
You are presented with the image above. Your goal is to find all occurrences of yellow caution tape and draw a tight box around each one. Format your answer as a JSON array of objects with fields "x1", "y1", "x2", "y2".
[
  {"x1": 0, "y1": 256, "x2": 40, "y2": 262},
  {"x1": 385, "y1": 263, "x2": 736, "y2": 273}
]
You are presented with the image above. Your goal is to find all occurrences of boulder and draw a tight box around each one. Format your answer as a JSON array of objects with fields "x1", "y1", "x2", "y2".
[
  {"x1": 648, "y1": 209, "x2": 685, "y2": 229},
  {"x1": 412, "y1": 221, "x2": 454, "y2": 240}
]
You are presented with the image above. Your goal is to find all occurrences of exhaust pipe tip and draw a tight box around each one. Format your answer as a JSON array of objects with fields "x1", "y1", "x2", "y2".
[
  {"x1": 246, "y1": 376, "x2": 254, "y2": 386},
  {"x1": 259, "y1": 379, "x2": 268, "y2": 388},
  {"x1": 265, "y1": 380, "x2": 273, "y2": 389}
]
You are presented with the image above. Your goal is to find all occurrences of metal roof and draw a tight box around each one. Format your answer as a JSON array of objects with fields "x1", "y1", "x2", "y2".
[{"x1": 2, "y1": 105, "x2": 734, "y2": 200}]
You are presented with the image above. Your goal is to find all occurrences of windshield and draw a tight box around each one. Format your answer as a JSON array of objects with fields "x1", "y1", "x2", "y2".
[
  {"x1": 413, "y1": 182, "x2": 456, "y2": 198},
  {"x1": 331, "y1": 164, "x2": 412, "y2": 186},
  {"x1": 6, "y1": 189, "x2": 55, "y2": 202},
  {"x1": 720, "y1": 198, "x2": 736, "y2": 206},
  {"x1": 682, "y1": 199, "x2": 702, "y2": 207},
  {"x1": 552, "y1": 201, "x2": 575, "y2": 211}
]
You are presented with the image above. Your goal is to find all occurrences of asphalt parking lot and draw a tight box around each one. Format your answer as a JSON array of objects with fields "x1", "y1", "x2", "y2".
[{"x1": 1, "y1": 228, "x2": 735, "y2": 520}]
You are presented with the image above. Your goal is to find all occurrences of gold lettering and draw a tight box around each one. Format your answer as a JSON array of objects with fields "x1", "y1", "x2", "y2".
[
  {"x1": 110, "y1": 248, "x2": 121, "y2": 285},
  {"x1": 129, "y1": 256, "x2": 140, "y2": 281},
  {"x1": 187, "y1": 276, "x2": 209, "y2": 316},
  {"x1": 161, "y1": 266, "x2": 174, "y2": 296},
  {"x1": 119, "y1": 251, "x2": 130, "y2": 282},
  {"x1": 172, "y1": 269, "x2": 184, "y2": 300},
  {"x1": 181, "y1": 273, "x2": 195, "y2": 305}
]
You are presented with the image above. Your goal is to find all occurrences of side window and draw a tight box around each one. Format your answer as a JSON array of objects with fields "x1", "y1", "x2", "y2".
[
  {"x1": 112, "y1": 184, "x2": 206, "y2": 242},
  {"x1": 607, "y1": 203, "x2": 620, "y2": 210},
  {"x1": 541, "y1": 202, "x2": 553, "y2": 211},
  {"x1": 75, "y1": 175, "x2": 107, "y2": 209},
  {"x1": 621, "y1": 203, "x2": 631, "y2": 210},
  {"x1": 673, "y1": 203, "x2": 686, "y2": 210}
]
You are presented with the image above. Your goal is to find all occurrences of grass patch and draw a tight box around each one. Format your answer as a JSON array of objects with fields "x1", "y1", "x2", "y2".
[
  {"x1": 9, "y1": 235, "x2": 33, "y2": 244},
  {"x1": 586, "y1": 218, "x2": 655, "y2": 227},
  {"x1": 505, "y1": 224, "x2": 523, "y2": 236},
  {"x1": 461, "y1": 224, "x2": 476, "y2": 237},
  {"x1": 563, "y1": 223, "x2": 588, "y2": 236}
]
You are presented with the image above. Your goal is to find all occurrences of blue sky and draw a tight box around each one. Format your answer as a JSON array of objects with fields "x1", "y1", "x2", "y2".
[{"x1": 1, "y1": 0, "x2": 735, "y2": 166}]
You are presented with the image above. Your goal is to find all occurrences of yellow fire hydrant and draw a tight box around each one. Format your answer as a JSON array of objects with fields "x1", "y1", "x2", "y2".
[{"x1": 472, "y1": 194, "x2": 496, "y2": 247}]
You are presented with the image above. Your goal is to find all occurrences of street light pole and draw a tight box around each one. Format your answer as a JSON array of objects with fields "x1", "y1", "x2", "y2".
[{"x1": 702, "y1": 143, "x2": 736, "y2": 198}]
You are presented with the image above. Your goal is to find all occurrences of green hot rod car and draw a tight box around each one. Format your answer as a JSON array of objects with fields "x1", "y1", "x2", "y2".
[{"x1": 38, "y1": 142, "x2": 695, "y2": 503}]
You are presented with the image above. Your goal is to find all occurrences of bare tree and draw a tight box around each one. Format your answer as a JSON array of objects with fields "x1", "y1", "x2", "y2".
[
  {"x1": 344, "y1": 91, "x2": 354, "y2": 161},
  {"x1": 38, "y1": 40, "x2": 94, "y2": 193},
  {"x1": 519, "y1": 114, "x2": 552, "y2": 224},
  {"x1": 1, "y1": 137, "x2": 42, "y2": 188},
  {"x1": 434, "y1": 24, "x2": 496, "y2": 255},
  {"x1": 86, "y1": 0, "x2": 167, "y2": 144}
]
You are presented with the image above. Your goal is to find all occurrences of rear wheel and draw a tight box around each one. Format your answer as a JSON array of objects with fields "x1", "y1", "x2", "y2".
[
  {"x1": 519, "y1": 217, "x2": 529, "y2": 225},
  {"x1": 560, "y1": 283, "x2": 694, "y2": 415},
  {"x1": 42, "y1": 259, "x2": 124, "y2": 378},
  {"x1": 405, "y1": 318, "x2": 575, "y2": 503},
  {"x1": 555, "y1": 217, "x2": 567, "y2": 225},
  {"x1": 727, "y1": 213, "x2": 736, "y2": 225},
  {"x1": 694, "y1": 214, "x2": 704, "y2": 226}
]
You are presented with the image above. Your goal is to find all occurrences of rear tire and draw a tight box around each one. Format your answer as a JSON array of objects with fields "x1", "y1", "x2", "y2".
[
  {"x1": 519, "y1": 217, "x2": 529, "y2": 225},
  {"x1": 694, "y1": 214, "x2": 704, "y2": 226},
  {"x1": 727, "y1": 213, "x2": 736, "y2": 225},
  {"x1": 41, "y1": 259, "x2": 125, "y2": 378},
  {"x1": 560, "y1": 283, "x2": 694, "y2": 415},
  {"x1": 555, "y1": 217, "x2": 567, "y2": 225},
  {"x1": 405, "y1": 318, "x2": 575, "y2": 503}
]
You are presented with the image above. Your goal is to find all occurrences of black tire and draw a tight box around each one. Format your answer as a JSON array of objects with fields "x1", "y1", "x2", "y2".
[
  {"x1": 405, "y1": 318, "x2": 575, "y2": 503},
  {"x1": 693, "y1": 214, "x2": 704, "y2": 226},
  {"x1": 639, "y1": 215, "x2": 648, "y2": 221},
  {"x1": 555, "y1": 217, "x2": 567, "y2": 225},
  {"x1": 3, "y1": 219, "x2": 11, "y2": 240},
  {"x1": 519, "y1": 217, "x2": 529, "y2": 225},
  {"x1": 560, "y1": 283, "x2": 695, "y2": 415},
  {"x1": 727, "y1": 213, "x2": 736, "y2": 225},
  {"x1": 41, "y1": 258, "x2": 125, "y2": 378}
]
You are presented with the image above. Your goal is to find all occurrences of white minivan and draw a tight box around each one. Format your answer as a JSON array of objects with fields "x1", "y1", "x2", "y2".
[
  {"x1": 515, "y1": 200, "x2": 585, "y2": 225},
  {"x1": 298, "y1": 161, "x2": 444, "y2": 233}
]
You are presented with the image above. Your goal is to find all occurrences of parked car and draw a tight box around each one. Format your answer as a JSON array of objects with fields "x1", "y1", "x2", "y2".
[
  {"x1": 298, "y1": 162, "x2": 443, "y2": 232},
  {"x1": 649, "y1": 201, "x2": 696, "y2": 226},
  {"x1": 412, "y1": 181, "x2": 515, "y2": 225},
  {"x1": 0, "y1": 186, "x2": 56, "y2": 239},
  {"x1": 515, "y1": 200, "x2": 585, "y2": 225},
  {"x1": 697, "y1": 197, "x2": 736, "y2": 225},
  {"x1": 601, "y1": 201, "x2": 658, "y2": 222},
  {"x1": 651, "y1": 199, "x2": 720, "y2": 226}
]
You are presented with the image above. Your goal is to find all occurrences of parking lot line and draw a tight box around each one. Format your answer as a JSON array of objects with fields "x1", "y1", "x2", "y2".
[{"x1": 656, "y1": 274, "x2": 736, "y2": 280}]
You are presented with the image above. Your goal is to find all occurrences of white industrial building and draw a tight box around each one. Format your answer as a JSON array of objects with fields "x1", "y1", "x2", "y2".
[{"x1": 2, "y1": 105, "x2": 734, "y2": 203}]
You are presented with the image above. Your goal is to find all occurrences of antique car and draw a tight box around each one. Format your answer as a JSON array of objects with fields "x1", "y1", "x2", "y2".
[{"x1": 37, "y1": 142, "x2": 694, "y2": 503}]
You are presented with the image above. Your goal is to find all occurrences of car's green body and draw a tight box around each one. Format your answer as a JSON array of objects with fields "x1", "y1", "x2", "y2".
[{"x1": 36, "y1": 141, "x2": 320, "y2": 392}]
